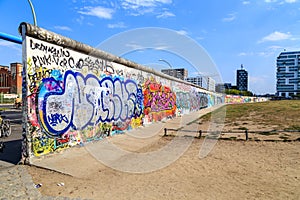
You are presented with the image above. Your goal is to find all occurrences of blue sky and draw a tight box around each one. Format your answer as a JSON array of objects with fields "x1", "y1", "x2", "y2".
[{"x1": 0, "y1": 0, "x2": 300, "y2": 94}]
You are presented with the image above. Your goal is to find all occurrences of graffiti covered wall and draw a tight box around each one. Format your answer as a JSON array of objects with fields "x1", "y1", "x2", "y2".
[
  {"x1": 225, "y1": 95, "x2": 269, "y2": 104},
  {"x1": 20, "y1": 23, "x2": 223, "y2": 161}
]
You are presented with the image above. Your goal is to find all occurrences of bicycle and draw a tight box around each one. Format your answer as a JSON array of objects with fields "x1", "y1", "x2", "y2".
[{"x1": 0, "y1": 114, "x2": 11, "y2": 137}]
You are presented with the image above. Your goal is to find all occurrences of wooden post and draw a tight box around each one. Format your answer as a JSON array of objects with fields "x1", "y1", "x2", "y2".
[
  {"x1": 198, "y1": 130, "x2": 202, "y2": 139},
  {"x1": 245, "y1": 130, "x2": 248, "y2": 141}
]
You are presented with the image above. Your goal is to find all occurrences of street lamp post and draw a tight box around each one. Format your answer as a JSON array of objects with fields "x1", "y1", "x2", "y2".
[{"x1": 27, "y1": 0, "x2": 37, "y2": 26}]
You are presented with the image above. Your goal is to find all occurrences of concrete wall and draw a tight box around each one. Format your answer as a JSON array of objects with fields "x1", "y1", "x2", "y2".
[
  {"x1": 19, "y1": 23, "x2": 224, "y2": 161},
  {"x1": 225, "y1": 95, "x2": 269, "y2": 104}
]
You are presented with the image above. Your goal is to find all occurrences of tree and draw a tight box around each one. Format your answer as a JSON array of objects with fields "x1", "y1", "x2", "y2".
[{"x1": 225, "y1": 89, "x2": 254, "y2": 96}]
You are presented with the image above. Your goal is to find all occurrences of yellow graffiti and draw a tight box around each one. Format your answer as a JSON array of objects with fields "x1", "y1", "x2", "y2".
[
  {"x1": 32, "y1": 137, "x2": 55, "y2": 157},
  {"x1": 27, "y1": 57, "x2": 34, "y2": 74},
  {"x1": 81, "y1": 123, "x2": 112, "y2": 141},
  {"x1": 131, "y1": 117, "x2": 143, "y2": 128}
]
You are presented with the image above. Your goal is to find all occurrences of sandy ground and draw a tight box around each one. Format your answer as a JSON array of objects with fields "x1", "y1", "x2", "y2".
[{"x1": 27, "y1": 136, "x2": 300, "y2": 200}]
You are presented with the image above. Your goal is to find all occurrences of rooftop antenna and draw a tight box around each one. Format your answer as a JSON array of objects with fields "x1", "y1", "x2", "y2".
[
  {"x1": 27, "y1": 0, "x2": 37, "y2": 26},
  {"x1": 241, "y1": 64, "x2": 244, "y2": 69}
]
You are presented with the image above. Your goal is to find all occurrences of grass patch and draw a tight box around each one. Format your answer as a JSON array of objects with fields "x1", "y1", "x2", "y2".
[
  {"x1": 200, "y1": 106, "x2": 227, "y2": 123},
  {"x1": 200, "y1": 100, "x2": 300, "y2": 131}
]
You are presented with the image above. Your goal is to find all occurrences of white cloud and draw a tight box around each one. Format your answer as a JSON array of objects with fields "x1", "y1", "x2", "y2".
[
  {"x1": 122, "y1": 0, "x2": 172, "y2": 10},
  {"x1": 264, "y1": 0, "x2": 277, "y2": 3},
  {"x1": 176, "y1": 30, "x2": 188, "y2": 35},
  {"x1": 238, "y1": 52, "x2": 253, "y2": 56},
  {"x1": 284, "y1": 0, "x2": 297, "y2": 3},
  {"x1": 54, "y1": 26, "x2": 72, "y2": 31},
  {"x1": 268, "y1": 45, "x2": 284, "y2": 51},
  {"x1": 125, "y1": 43, "x2": 144, "y2": 50},
  {"x1": 154, "y1": 45, "x2": 170, "y2": 50},
  {"x1": 260, "y1": 31, "x2": 292, "y2": 42},
  {"x1": 222, "y1": 13, "x2": 236, "y2": 22},
  {"x1": 107, "y1": 22, "x2": 127, "y2": 28},
  {"x1": 78, "y1": 6, "x2": 114, "y2": 19},
  {"x1": 121, "y1": 0, "x2": 172, "y2": 16},
  {"x1": 242, "y1": 1, "x2": 250, "y2": 4},
  {"x1": 157, "y1": 11, "x2": 175, "y2": 18}
]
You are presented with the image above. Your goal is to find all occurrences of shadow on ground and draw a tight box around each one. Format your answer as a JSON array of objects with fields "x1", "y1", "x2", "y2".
[{"x1": 0, "y1": 139, "x2": 22, "y2": 165}]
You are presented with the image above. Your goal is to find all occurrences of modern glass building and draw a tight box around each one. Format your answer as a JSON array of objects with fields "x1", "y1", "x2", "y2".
[
  {"x1": 276, "y1": 51, "x2": 300, "y2": 98},
  {"x1": 236, "y1": 65, "x2": 248, "y2": 91}
]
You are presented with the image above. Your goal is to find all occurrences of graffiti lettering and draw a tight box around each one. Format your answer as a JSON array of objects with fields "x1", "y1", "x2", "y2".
[
  {"x1": 47, "y1": 113, "x2": 69, "y2": 126},
  {"x1": 143, "y1": 78, "x2": 176, "y2": 122},
  {"x1": 30, "y1": 39, "x2": 69, "y2": 57},
  {"x1": 38, "y1": 70, "x2": 143, "y2": 136},
  {"x1": 25, "y1": 36, "x2": 226, "y2": 158}
]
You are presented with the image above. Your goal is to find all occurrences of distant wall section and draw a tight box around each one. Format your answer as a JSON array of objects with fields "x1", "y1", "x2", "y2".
[{"x1": 225, "y1": 95, "x2": 269, "y2": 104}]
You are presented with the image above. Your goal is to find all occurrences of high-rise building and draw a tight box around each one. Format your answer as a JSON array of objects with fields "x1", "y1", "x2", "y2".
[
  {"x1": 186, "y1": 76, "x2": 215, "y2": 91},
  {"x1": 236, "y1": 65, "x2": 248, "y2": 91},
  {"x1": 161, "y1": 68, "x2": 188, "y2": 80},
  {"x1": 185, "y1": 76, "x2": 204, "y2": 87},
  {"x1": 276, "y1": 51, "x2": 300, "y2": 98},
  {"x1": 207, "y1": 77, "x2": 216, "y2": 92}
]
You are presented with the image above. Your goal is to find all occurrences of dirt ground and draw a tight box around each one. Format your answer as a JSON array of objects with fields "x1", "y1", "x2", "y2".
[{"x1": 27, "y1": 137, "x2": 300, "y2": 200}]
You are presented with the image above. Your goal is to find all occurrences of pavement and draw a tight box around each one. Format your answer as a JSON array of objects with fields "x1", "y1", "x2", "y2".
[{"x1": 0, "y1": 104, "x2": 224, "y2": 199}]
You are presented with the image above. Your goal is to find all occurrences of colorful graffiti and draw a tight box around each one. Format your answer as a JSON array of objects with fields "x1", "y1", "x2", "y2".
[
  {"x1": 225, "y1": 95, "x2": 269, "y2": 104},
  {"x1": 175, "y1": 89, "x2": 209, "y2": 115},
  {"x1": 24, "y1": 36, "x2": 224, "y2": 158},
  {"x1": 37, "y1": 70, "x2": 143, "y2": 136},
  {"x1": 143, "y1": 78, "x2": 176, "y2": 123}
]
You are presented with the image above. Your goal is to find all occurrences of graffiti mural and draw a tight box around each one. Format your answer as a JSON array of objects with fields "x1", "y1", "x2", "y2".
[
  {"x1": 38, "y1": 70, "x2": 143, "y2": 136},
  {"x1": 23, "y1": 33, "x2": 224, "y2": 159},
  {"x1": 143, "y1": 77, "x2": 176, "y2": 123},
  {"x1": 225, "y1": 95, "x2": 269, "y2": 104}
]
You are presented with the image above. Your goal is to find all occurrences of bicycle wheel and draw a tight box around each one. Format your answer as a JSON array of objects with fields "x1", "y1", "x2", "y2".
[{"x1": 3, "y1": 121, "x2": 11, "y2": 137}]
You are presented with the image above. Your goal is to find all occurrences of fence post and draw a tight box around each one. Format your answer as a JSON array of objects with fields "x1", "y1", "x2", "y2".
[
  {"x1": 245, "y1": 130, "x2": 248, "y2": 141},
  {"x1": 164, "y1": 128, "x2": 167, "y2": 136},
  {"x1": 198, "y1": 130, "x2": 202, "y2": 139}
]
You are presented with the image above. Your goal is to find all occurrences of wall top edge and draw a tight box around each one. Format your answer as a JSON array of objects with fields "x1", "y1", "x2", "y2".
[{"x1": 18, "y1": 22, "x2": 221, "y2": 93}]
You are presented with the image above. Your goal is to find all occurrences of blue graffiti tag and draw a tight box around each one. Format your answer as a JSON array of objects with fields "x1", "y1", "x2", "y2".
[
  {"x1": 38, "y1": 70, "x2": 143, "y2": 136},
  {"x1": 47, "y1": 113, "x2": 69, "y2": 126}
]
